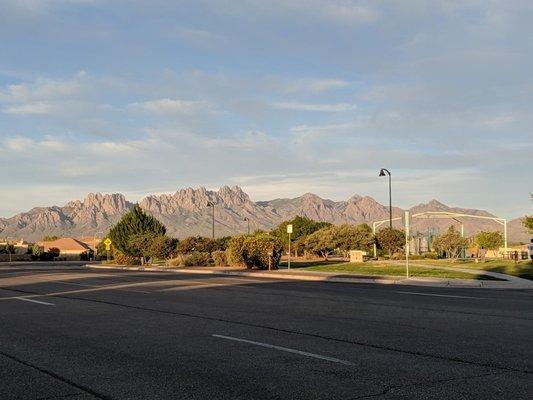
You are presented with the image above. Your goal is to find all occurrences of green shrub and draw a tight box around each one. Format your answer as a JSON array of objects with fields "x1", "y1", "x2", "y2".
[
  {"x1": 212, "y1": 250, "x2": 227, "y2": 266},
  {"x1": 226, "y1": 234, "x2": 249, "y2": 266},
  {"x1": 423, "y1": 252, "x2": 438, "y2": 259},
  {"x1": 182, "y1": 251, "x2": 211, "y2": 267},
  {"x1": 113, "y1": 249, "x2": 140, "y2": 265},
  {"x1": 242, "y1": 234, "x2": 283, "y2": 270}
]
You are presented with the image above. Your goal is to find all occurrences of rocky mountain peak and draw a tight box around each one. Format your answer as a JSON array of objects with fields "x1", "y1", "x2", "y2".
[{"x1": 0, "y1": 186, "x2": 528, "y2": 242}]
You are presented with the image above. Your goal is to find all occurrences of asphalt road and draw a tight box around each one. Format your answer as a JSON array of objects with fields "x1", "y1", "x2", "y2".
[{"x1": 0, "y1": 262, "x2": 532, "y2": 399}]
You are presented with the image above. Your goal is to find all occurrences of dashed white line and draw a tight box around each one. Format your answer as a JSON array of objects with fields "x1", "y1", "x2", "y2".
[
  {"x1": 396, "y1": 291, "x2": 486, "y2": 299},
  {"x1": 212, "y1": 334, "x2": 354, "y2": 365},
  {"x1": 15, "y1": 297, "x2": 55, "y2": 306}
]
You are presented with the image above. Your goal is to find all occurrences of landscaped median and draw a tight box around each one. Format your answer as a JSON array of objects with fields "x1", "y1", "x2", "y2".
[
  {"x1": 87, "y1": 258, "x2": 533, "y2": 289},
  {"x1": 287, "y1": 261, "x2": 501, "y2": 280}
]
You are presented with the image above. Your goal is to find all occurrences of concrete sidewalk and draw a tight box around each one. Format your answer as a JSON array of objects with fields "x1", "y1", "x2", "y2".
[{"x1": 87, "y1": 264, "x2": 533, "y2": 289}]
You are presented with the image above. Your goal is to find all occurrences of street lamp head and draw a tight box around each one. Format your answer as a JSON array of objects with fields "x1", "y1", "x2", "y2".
[
  {"x1": 207, "y1": 201, "x2": 214, "y2": 207},
  {"x1": 379, "y1": 168, "x2": 390, "y2": 177},
  {"x1": 243, "y1": 217, "x2": 248, "y2": 221}
]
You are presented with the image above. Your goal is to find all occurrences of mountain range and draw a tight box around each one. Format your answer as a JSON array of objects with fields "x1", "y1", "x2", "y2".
[{"x1": 0, "y1": 186, "x2": 529, "y2": 243}]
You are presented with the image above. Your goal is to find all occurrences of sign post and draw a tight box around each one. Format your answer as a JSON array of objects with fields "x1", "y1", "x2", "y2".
[
  {"x1": 404, "y1": 211, "x2": 410, "y2": 278},
  {"x1": 287, "y1": 224, "x2": 293, "y2": 270},
  {"x1": 103, "y1": 238, "x2": 112, "y2": 263}
]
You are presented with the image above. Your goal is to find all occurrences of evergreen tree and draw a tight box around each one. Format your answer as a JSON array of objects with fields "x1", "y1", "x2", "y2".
[{"x1": 109, "y1": 204, "x2": 166, "y2": 257}]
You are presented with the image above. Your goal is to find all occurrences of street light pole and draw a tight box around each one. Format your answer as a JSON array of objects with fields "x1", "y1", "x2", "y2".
[
  {"x1": 243, "y1": 217, "x2": 250, "y2": 235},
  {"x1": 379, "y1": 168, "x2": 392, "y2": 229},
  {"x1": 207, "y1": 202, "x2": 215, "y2": 239}
]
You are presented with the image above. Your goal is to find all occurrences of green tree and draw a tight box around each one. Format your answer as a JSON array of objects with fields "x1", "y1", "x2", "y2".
[
  {"x1": 226, "y1": 234, "x2": 250, "y2": 266},
  {"x1": 523, "y1": 216, "x2": 533, "y2": 234},
  {"x1": 148, "y1": 235, "x2": 178, "y2": 260},
  {"x1": 272, "y1": 216, "x2": 332, "y2": 248},
  {"x1": 42, "y1": 235, "x2": 59, "y2": 241},
  {"x1": 432, "y1": 226, "x2": 468, "y2": 261},
  {"x1": 108, "y1": 204, "x2": 166, "y2": 257},
  {"x1": 241, "y1": 233, "x2": 283, "y2": 270},
  {"x1": 333, "y1": 224, "x2": 374, "y2": 259},
  {"x1": 475, "y1": 231, "x2": 504, "y2": 251},
  {"x1": 304, "y1": 226, "x2": 337, "y2": 260},
  {"x1": 127, "y1": 233, "x2": 154, "y2": 263},
  {"x1": 376, "y1": 228, "x2": 405, "y2": 257},
  {"x1": 177, "y1": 236, "x2": 212, "y2": 254}
]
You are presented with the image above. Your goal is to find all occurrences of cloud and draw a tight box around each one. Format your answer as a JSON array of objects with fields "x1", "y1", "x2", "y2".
[
  {"x1": 3, "y1": 102, "x2": 55, "y2": 115},
  {"x1": 6, "y1": 136, "x2": 35, "y2": 151},
  {"x1": 127, "y1": 98, "x2": 216, "y2": 115},
  {"x1": 274, "y1": 101, "x2": 356, "y2": 112}
]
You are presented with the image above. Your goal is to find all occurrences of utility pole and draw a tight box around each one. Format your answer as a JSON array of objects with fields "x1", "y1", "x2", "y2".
[{"x1": 207, "y1": 202, "x2": 215, "y2": 239}]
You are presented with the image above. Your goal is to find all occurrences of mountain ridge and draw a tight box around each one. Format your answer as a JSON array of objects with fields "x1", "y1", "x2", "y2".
[{"x1": 0, "y1": 186, "x2": 529, "y2": 243}]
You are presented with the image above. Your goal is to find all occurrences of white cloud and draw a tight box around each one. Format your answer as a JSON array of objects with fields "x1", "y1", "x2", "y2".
[
  {"x1": 128, "y1": 98, "x2": 216, "y2": 115},
  {"x1": 3, "y1": 101, "x2": 56, "y2": 115},
  {"x1": 6, "y1": 136, "x2": 35, "y2": 151},
  {"x1": 286, "y1": 78, "x2": 353, "y2": 93},
  {"x1": 274, "y1": 101, "x2": 356, "y2": 112}
]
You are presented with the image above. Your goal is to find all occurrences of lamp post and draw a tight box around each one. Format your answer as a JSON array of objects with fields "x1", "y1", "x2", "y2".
[
  {"x1": 379, "y1": 168, "x2": 392, "y2": 229},
  {"x1": 207, "y1": 202, "x2": 215, "y2": 239},
  {"x1": 243, "y1": 217, "x2": 250, "y2": 235}
]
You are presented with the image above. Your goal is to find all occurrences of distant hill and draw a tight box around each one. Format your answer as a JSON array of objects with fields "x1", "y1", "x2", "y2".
[{"x1": 0, "y1": 186, "x2": 530, "y2": 243}]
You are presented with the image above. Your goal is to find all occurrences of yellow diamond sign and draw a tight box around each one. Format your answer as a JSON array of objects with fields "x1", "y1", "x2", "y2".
[{"x1": 103, "y1": 238, "x2": 112, "y2": 250}]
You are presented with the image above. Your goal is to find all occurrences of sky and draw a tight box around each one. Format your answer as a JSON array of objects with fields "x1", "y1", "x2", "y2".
[{"x1": 0, "y1": 0, "x2": 532, "y2": 219}]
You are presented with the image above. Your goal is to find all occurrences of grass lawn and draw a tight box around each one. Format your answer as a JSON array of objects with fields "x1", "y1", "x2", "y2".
[
  {"x1": 295, "y1": 261, "x2": 502, "y2": 280},
  {"x1": 422, "y1": 259, "x2": 533, "y2": 280}
]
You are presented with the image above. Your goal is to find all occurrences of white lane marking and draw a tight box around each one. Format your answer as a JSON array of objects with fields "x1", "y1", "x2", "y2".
[
  {"x1": 56, "y1": 280, "x2": 151, "y2": 294},
  {"x1": 396, "y1": 291, "x2": 486, "y2": 299},
  {"x1": 212, "y1": 334, "x2": 354, "y2": 366},
  {"x1": 15, "y1": 297, "x2": 55, "y2": 306}
]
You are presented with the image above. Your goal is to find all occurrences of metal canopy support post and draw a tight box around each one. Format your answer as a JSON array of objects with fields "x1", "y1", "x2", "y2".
[{"x1": 405, "y1": 211, "x2": 410, "y2": 278}]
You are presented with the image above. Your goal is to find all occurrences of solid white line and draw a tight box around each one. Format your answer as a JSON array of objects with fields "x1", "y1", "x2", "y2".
[
  {"x1": 396, "y1": 291, "x2": 486, "y2": 299},
  {"x1": 212, "y1": 334, "x2": 353, "y2": 365},
  {"x1": 15, "y1": 297, "x2": 55, "y2": 306}
]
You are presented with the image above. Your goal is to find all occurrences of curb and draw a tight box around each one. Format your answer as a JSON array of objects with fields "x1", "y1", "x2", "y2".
[{"x1": 84, "y1": 264, "x2": 532, "y2": 289}]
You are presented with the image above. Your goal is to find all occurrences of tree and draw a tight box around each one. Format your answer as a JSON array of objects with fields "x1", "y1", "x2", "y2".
[
  {"x1": 241, "y1": 233, "x2": 283, "y2": 270},
  {"x1": 272, "y1": 216, "x2": 332, "y2": 249},
  {"x1": 127, "y1": 233, "x2": 154, "y2": 264},
  {"x1": 226, "y1": 234, "x2": 250, "y2": 266},
  {"x1": 148, "y1": 235, "x2": 178, "y2": 260},
  {"x1": 304, "y1": 226, "x2": 337, "y2": 260},
  {"x1": 177, "y1": 236, "x2": 212, "y2": 254},
  {"x1": 475, "y1": 231, "x2": 504, "y2": 251},
  {"x1": 42, "y1": 235, "x2": 59, "y2": 241},
  {"x1": 333, "y1": 224, "x2": 374, "y2": 259},
  {"x1": 523, "y1": 216, "x2": 533, "y2": 234},
  {"x1": 432, "y1": 226, "x2": 468, "y2": 261},
  {"x1": 376, "y1": 228, "x2": 405, "y2": 257},
  {"x1": 109, "y1": 204, "x2": 166, "y2": 257},
  {"x1": 48, "y1": 247, "x2": 60, "y2": 258}
]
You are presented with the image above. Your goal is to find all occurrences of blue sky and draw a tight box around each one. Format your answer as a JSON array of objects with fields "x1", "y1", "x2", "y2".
[{"x1": 0, "y1": 0, "x2": 532, "y2": 218}]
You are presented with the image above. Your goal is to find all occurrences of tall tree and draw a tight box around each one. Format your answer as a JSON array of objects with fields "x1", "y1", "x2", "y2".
[
  {"x1": 376, "y1": 228, "x2": 405, "y2": 257},
  {"x1": 109, "y1": 204, "x2": 166, "y2": 257},
  {"x1": 272, "y1": 216, "x2": 331, "y2": 245},
  {"x1": 432, "y1": 226, "x2": 468, "y2": 261},
  {"x1": 523, "y1": 216, "x2": 533, "y2": 234},
  {"x1": 475, "y1": 231, "x2": 504, "y2": 251}
]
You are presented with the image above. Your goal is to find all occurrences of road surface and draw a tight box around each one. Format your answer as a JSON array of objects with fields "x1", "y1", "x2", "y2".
[{"x1": 0, "y1": 262, "x2": 532, "y2": 399}]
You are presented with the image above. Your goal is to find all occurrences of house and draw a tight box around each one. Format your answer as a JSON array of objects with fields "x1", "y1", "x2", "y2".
[
  {"x1": 39, "y1": 237, "x2": 93, "y2": 260},
  {"x1": 0, "y1": 238, "x2": 30, "y2": 255}
]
